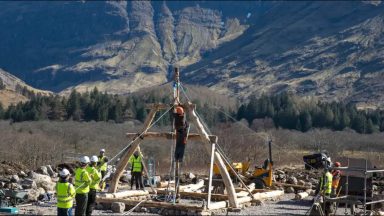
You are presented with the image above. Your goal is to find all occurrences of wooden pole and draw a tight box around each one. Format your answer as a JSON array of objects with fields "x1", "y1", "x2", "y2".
[
  {"x1": 207, "y1": 143, "x2": 216, "y2": 209},
  {"x1": 109, "y1": 108, "x2": 158, "y2": 193},
  {"x1": 188, "y1": 103, "x2": 238, "y2": 208}
]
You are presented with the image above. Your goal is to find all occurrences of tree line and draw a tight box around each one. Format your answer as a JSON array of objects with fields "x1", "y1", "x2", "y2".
[
  {"x1": 0, "y1": 89, "x2": 383, "y2": 134},
  {"x1": 0, "y1": 87, "x2": 226, "y2": 127},
  {"x1": 236, "y1": 93, "x2": 384, "y2": 134}
]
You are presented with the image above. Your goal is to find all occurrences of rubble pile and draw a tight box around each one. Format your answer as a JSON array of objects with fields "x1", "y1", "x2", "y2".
[
  {"x1": 273, "y1": 167, "x2": 320, "y2": 194},
  {"x1": 0, "y1": 163, "x2": 58, "y2": 203}
]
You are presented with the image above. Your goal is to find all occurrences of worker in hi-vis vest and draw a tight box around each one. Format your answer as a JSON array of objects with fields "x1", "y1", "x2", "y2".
[
  {"x1": 74, "y1": 156, "x2": 91, "y2": 216},
  {"x1": 97, "y1": 149, "x2": 108, "y2": 190},
  {"x1": 86, "y1": 156, "x2": 101, "y2": 216},
  {"x1": 129, "y1": 151, "x2": 145, "y2": 190},
  {"x1": 56, "y1": 168, "x2": 75, "y2": 216}
]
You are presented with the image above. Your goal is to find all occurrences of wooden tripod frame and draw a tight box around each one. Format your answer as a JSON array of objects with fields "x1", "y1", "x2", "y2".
[{"x1": 108, "y1": 68, "x2": 239, "y2": 208}]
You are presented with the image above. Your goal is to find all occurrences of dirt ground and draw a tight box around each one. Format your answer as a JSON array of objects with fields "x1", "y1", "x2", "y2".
[{"x1": 17, "y1": 194, "x2": 314, "y2": 215}]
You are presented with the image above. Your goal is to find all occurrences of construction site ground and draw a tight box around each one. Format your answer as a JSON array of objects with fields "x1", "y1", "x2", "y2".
[{"x1": 18, "y1": 193, "x2": 351, "y2": 215}]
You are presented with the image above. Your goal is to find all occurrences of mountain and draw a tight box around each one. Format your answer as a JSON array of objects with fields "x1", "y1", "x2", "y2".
[
  {"x1": 0, "y1": 1, "x2": 383, "y2": 106},
  {"x1": 183, "y1": 1, "x2": 384, "y2": 107},
  {"x1": 0, "y1": 69, "x2": 51, "y2": 107}
]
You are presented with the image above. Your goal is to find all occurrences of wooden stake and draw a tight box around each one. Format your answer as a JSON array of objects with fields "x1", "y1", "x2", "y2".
[{"x1": 109, "y1": 108, "x2": 158, "y2": 193}]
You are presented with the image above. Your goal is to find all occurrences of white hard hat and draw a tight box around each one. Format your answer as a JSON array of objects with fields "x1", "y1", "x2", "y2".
[
  {"x1": 91, "y1": 155, "x2": 99, "y2": 163},
  {"x1": 80, "y1": 156, "x2": 90, "y2": 164},
  {"x1": 59, "y1": 168, "x2": 70, "y2": 177},
  {"x1": 100, "y1": 149, "x2": 105, "y2": 152}
]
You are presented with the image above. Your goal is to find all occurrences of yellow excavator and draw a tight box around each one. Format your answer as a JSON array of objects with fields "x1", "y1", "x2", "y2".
[{"x1": 213, "y1": 140, "x2": 274, "y2": 189}]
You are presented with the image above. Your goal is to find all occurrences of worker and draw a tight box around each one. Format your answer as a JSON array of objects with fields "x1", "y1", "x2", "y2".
[
  {"x1": 86, "y1": 156, "x2": 101, "y2": 216},
  {"x1": 75, "y1": 156, "x2": 91, "y2": 216},
  {"x1": 316, "y1": 164, "x2": 333, "y2": 215},
  {"x1": 129, "y1": 151, "x2": 144, "y2": 190},
  {"x1": 331, "y1": 162, "x2": 342, "y2": 196},
  {"x1": 56, "y1": 168, "x2": 75, "y2": 216},
  {"x1": 173, "y1": 105, "x2": 189, "y2": 162},
  {"x1": 97, "y1": 149, "x2": 108, "y2": 178},
  {"x1": 98, "y1": 149, "x2": 108, "y2": 191}
]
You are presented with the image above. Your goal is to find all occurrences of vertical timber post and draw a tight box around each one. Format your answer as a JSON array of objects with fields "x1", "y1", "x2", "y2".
[
  {"x1": 173, "y1": 67, "x2": 181, "y2": 200},
  {"x1": 207, "y1": 141, "x2": 216, "y2": 209},
  {"x1": 109, "y1": 108, "x2": 158, "y2": 193}
]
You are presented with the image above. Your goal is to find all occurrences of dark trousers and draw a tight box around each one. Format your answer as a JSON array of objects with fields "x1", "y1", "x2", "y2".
[
  {"x1": 100, "y1": 171, "x2": 106, "y2": 179},
  {"x1": 131, "y1": 172, "x2": 144, "y2": 189},
  {"x1": 58, "y1": 207, "x2": 72, "y2": 216},
  {"x1": 86, "y1": 189, "x2": 96, "y2": 216},
  {"x1": 75, "y1": 193, "x2": 88, "y2": 216}
]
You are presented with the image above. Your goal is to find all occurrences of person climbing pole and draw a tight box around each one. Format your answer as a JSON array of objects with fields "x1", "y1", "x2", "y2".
[
  {"x1": 173, "y1": 105, "x2": 189, "y2": 202},
  {"x1": 174, "y1": 105, "x2": 189, "y2": 163}
]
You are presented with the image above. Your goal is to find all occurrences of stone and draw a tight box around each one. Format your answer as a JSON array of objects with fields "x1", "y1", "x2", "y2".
[
  {"x1": 37, "y1": 166, "x2": 49, "y2": 176},
  {"x1": 11, "y1": 175, "x2": 20, "y2": 183},
  {"x1": 111, "y1": 202, "x2": 125, "y2": 213},
  {"x1": 27, "y1": 187, "x2": 46, "y2": 201},
  {"x1": 252, "y1": 199, "x2": 264, "y2": 206},
  {"x1": 298, "y1": 180, "x2": 306, "y2": 186},
  {"x1": 276, "y1": 170, "x2": 285, "y2": 175},
  {"x1": 187, "y1": 172, "x2": 196, "y2": 179},
  {"x1": 21, "y1": 178, "x2": 37, "y2": 189},
  {"x1": 45, "y1": 165, "x2": 55, "y2": 177},
  {"x1": 19, "y1": 171, "x2": 27, "y2": 178},
  {"x1": 285, "y1": 186, "x2": 295, "y2": 193},
  {"x1": 0, "y1": 182, "x2": 5, "y2": 188},
  {"x1": 287, "y1": 176, "x2": 298, "y2": 185},
  {"x1": 30, "y1": 172, "x2": 55, "y2": 192},
  {"x1": 304, "y1": 182, "x2": 313, "y2": 188}
]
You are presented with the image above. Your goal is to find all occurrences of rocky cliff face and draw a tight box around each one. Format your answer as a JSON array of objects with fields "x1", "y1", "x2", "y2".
[
  {"x1": 183, "y1": 1, "x2": 384, "y2": 106},
  {"x1": 0, "y1": 1, "x2": 383, "y2": 106},
  {"x1": 0, "y1": 1, "x2": 248, "y2": 94}
]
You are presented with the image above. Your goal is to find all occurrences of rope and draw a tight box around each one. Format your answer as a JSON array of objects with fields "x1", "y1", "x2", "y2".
[
  {"x1": 107, "y1": 105, "x2": 175, "y2": 165},
  {"x1": 123, "y1": 199, "x2": 147, "y2": 215}
]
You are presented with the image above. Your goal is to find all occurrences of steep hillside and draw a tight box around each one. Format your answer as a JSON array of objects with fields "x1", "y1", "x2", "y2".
[
  {"x1": 0, "y1": 1, "x2": 383, "y2": 106},
  {"x1": 183, "y1": 1, "x2": 384, "y2": 106},
  {"x1": 0, "y1": 69, "x2": 51, "y2": 107},
  {"x1": 0, "y1": 1, "x2": 249, "y2": 93}
]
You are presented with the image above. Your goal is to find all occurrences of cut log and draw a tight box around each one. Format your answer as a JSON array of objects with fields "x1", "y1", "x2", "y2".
[
  {"x1": 97, "y1": 190, "x2": 149, "y2": 199},
  {"x1": 156, "y1": 181, "x2": 175, "y2": 188},
  {"x1": 207, "y1": 201, "x2": 228, "y2": 210},
  {"x1": 156, "y1": 190, "x2": 229, "y2": 201},
  {"x1": 253, "y1": 190, "x2": 284, "y2": 200},
  {"x1": 179, "y1": 179, "x2": 205, "y2": 192},
  {"x1": 274, "y1": 182, "x2": 311, "y2": 189},
  {"x1": 97, "y1": 197, "x2": 204, "y2": 211},
  {"x1": 236, "y1": 191, "x2": 250, "y2": 198},
  {"x1": 294, "y1": 192, "x2": 309, "y2": 200}
]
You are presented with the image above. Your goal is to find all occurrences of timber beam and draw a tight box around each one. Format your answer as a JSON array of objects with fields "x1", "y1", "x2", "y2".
[{"x1": 126, "y1": 132, "x2": 217, "y2": 143}]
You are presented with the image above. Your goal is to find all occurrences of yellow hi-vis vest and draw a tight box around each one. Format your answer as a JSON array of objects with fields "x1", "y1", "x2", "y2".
[
  {"x1": 129, "y1": 155, "x2": 143, "y2": 172},
  {"x1": 75, "y1": 168, "x2": 91, "y2": 194},
  {"x1": 56, "y1": 182, "x2": 75, "y2": 209},
  {"x1": 98, "y1": 156, "x2": 107, "y2": 172},
  {"x1": 320, "y1": 171, "x2": 333, "y2": 195},
  {"x1": 86, "y1": 166, "x2": 101, "y2": 190}
]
